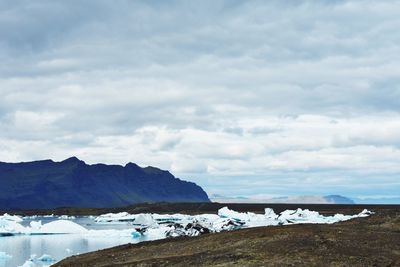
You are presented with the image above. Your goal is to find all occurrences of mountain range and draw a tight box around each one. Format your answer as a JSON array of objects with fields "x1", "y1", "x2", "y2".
[
  {"x1": 0, "y1": 157, "x2": 209, "y2": 209},
  {"x1": 210, "y1": 194, "x2": 355, "y2": 204}
]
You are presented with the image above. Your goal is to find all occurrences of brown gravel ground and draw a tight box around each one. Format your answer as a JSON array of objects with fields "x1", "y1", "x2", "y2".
[{"x1": 54, "y1": 204, "x2": 400, "y2": 267}]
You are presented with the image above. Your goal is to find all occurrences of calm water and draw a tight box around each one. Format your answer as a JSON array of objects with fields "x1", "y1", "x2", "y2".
[{"x1": 0, "y1": 217, "x2": 142, "y2": 267}]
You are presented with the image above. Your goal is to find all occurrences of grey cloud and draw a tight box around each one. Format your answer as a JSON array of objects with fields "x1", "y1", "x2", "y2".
[{"x1": 0, "y1": 0, "x2": 399, "y2": 198}]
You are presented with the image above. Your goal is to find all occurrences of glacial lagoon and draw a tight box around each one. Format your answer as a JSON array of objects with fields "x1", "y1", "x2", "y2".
[
  {"x1": 0, "y1": 216, "x2": 142, "y2": 267},
  {"x1": 0, "y1": 208, "x2": 373, "y2": 267}
]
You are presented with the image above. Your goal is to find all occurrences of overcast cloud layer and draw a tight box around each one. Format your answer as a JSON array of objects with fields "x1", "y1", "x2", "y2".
[{"x1": 1, "y1": 0, "x2": 399, "y2": 199}]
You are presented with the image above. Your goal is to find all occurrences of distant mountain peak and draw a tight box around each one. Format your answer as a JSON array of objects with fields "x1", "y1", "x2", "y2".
[
  {"x1": 62, "y1": 156, "x2": 83, "y2": 163},
  {"x1": 125, "y1": 162, "x2": 140, "y2": 168}
]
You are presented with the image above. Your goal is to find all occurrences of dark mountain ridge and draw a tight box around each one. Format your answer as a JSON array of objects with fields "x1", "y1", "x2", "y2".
[{"x1": 0, "y1": 157, "x2": 209, "y2": 209}]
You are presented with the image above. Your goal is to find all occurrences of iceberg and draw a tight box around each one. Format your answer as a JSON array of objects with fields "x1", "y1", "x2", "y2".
[
  {"x1": 18, "y1": 260, "x2": 35, "y2": 267},
  {"x1": 0, "y1": 215, "x2": 27, "y2": 236},
  {"x1": 38, "y1": 254, "x2": 55, "y2": 262},
  {"x1": 0, "y1": 218, "x2": 88, "y2": 235},
  {"x1": 218, "y1": 207, "x2": 279, "y2": 227},
  {"x1": 58, "y1": 215, "x2": 76, "y2": 220},
  {"x1": 92, "y1": 207, "x2": 374, "y2": 237},
  {"x1": 1, "y1": 207, "x2": 374, "y2": 241},
  {"x1": 94, "y1": 212, "x2": 136, "y2": 223},
  {"x1": 30, "y1": 220, "x2": 88, "y2": 234},
  {"x1": 278, "y1": 208, "x2": 330, "y2": 224},
  {"x1": 0, "y1": 213, "x2": 23, "y2": 222},
  {"x1": 277, "y1": 208, "x2": 375, "y2": 225},
  {"x1": 132, "y1": 214, "x2": 158, "y2": 227}
]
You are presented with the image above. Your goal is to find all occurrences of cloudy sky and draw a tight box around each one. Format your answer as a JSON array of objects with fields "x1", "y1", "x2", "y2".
[{"x1": 1, "y1": 0, "x2": 399, "y2": 200}]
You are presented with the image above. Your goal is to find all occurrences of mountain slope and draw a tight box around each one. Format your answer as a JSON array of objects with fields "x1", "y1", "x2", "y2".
[{"x1": 0, "y1": 157, "x2": 209, "y2": 209}]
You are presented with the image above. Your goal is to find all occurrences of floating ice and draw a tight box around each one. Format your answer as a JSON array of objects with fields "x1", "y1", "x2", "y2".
[
  {"x1": 131, "y1": 231, "x2": 141, "y2": 238},
  {"x1": 0, "y1": 214, "x2": 27, "y2": 235},
  {"x1": 0, "y1": 217, "x2": 88, "y2": 235},
  {"x1": 218, "y1": 207, "x2": 279, "y2": 227},
  {"x1": 95, "y1": 212, "x2": 135, "y2": 223},
  {"x1": 58, "y1": 215, "x2": 76, "y2": 220},
  {"x1": 36, "y1": 220, "x2": 87, "y2": 234},
  {"x1": 133, "y1": 214, "x2": 157, "y2": 227},
  {"x1": 38, "y1": 254, "x2": 55, "y2": 262},
  {"x1": 23, "y1": 215, "x2": 38, "y2": 220},
  {"x1": 1, "y1": 207, "x2": 373, "y2": 241},
  {"x1": 0, "y1": 213, "x2": 23, "y2": 223},
  {"x1": 18, "y1": 260, "x2": 35, "y2": 267}
]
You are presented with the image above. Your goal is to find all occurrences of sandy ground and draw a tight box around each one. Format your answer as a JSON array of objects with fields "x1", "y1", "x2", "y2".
[{"x1": 52, "y1": 204, "x2": 399, "y2": 267}]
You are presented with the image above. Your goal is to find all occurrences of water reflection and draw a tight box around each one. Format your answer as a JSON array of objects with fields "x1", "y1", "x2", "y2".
[{"x1": 0, "y1": 217, "x2": 140, "y2": 267}]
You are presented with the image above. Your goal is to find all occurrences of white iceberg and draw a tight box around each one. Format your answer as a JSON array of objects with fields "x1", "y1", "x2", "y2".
[
  {"x1": 35, "y1": 220, "x2": 87, "y2": 234},
  {"x1": 0, "y1": 216, "x2": 27, "y2": 235},
  {"x1": 278, "y1": 208, "x2": 331, "y2": 224},
  {"x1": 1, "y1": 207, "x2": 373, "y2": 241},
  {"x1": 0, "y1": 213, "x2": 23, "y2": 222},
  {"x1": 58, "y1": 215, "x2": 76, "y2": 220},
  {"x1": 218, "y1": 207, "x2": 279, "y2": 227},
  {"x1": 18, "y1": 255, "x2": 36, "y2": 267},
  {"x1": 95, "y1": 212, "x2": 136, "y2": 223},
  {"x1": 18, "y1": 260, "x2": 35, "y2": 267},
  {"x1": 1, "y1": 218, "x2": 88, "y2": 235},
  {"x1": 132, "y1": 214, "x2": 158, "y2": 227}
]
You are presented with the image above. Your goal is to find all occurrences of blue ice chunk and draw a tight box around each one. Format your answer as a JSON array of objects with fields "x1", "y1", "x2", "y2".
[
  {"x1": 38, "y1": 254, "x2": 55, "y2": 262},
  {"x1": 131, "y1": 231, "x2": 141, "y2": 238}
]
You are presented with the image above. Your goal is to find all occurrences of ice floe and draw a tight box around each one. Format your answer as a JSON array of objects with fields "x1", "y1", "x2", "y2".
[
  {"x1": 58, "y1": 215, "x2": 76, "y2": 220},
  {"x1": 1, "y1": 207, "x2": 374, "y2": 240},
  {"x1": 37, "y1": 254, "x2": 55, "y2": 262},
  {"x1": 18, "y1": 260, "x2": 35, "y2": 267},
  {"x1": 95, "y1": 212, "x2": 135, "y2": 223},
  {"x1": 18, "y1": 255, "x2": 37, "y2": 267},
  {"x1": 1, "y1": 219, "x2": 87, "y2": 235},
  {"x1": 91, "y1": 207, "x2": 374, "y2": 237},
  {"x1": 0, "y1": 213, "x2": 23, "y2": 223},
  {"x1": 17, "y1": 255, "x2": 54, "y2": 267}
]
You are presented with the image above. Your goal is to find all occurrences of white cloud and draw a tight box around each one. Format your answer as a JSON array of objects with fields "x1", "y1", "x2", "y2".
[{"x1": 0, "y1": 0, "x2": 399, "y2": 198}]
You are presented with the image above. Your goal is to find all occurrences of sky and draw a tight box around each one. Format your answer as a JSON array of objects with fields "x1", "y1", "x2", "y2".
[{"x1": 0, "y1": 0, "x2": 399, "y2": 201}]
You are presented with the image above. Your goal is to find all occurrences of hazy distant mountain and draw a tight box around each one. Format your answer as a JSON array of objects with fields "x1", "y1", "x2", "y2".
[
  {"x1": 323, "y1": 195, "x2": 355, "y2": 204},
  {"x1": 211, "y1": 194, "x2": 355, "y2": 204},
  {"x1": 352, "y1": 197, "x2": 400, "y2": 204},
  {"x1": 0, "y1": 157, "x2": 209, "y2": 209}
]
